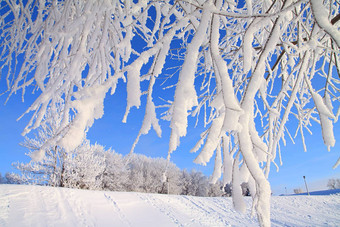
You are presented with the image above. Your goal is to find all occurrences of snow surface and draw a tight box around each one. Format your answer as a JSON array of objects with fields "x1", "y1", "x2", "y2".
[{"x1": 0, "y1": 185, "x2": 339, "y2": 227}]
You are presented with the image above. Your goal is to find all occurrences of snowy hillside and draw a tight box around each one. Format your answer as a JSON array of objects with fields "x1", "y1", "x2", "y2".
[{"x1": 0, "y1": 185, "x2": 339, "y2": 227}]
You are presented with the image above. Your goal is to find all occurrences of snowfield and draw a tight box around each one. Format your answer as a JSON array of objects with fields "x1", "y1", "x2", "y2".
[{"x1": 0, "y1": 185, "x2": 339, "y2": 227}]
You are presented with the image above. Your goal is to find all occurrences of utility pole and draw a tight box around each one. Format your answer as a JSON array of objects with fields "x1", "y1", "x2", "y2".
[
  {"x1": 167, "y1": 177, "x2": 170, "y2": 195},
  {"x1": 303, "y1": 176, "x2": 310, "y2": 196}
]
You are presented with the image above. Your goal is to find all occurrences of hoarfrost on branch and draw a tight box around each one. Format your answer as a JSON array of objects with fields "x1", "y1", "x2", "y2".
[{"x1": 1, "y1": 0, "x2": 340, "y2": 226}]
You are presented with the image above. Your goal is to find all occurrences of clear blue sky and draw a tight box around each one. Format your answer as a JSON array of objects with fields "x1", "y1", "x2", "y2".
[{"x1": 0, "y1": 74, "x2": 339, "y2": 195}]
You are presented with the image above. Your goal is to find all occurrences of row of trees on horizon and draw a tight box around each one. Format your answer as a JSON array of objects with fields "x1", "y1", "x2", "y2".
[
  {"x1": 0, "y1": 144, "x2": 251, "y2": 197},
  {"x1": 0, "y1": 101, "x2": 251, "y2": 197}
]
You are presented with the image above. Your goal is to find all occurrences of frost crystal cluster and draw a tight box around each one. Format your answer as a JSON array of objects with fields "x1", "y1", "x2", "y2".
[{"x1": 1, "y1": 0, "x2": 339, "y2": 226}]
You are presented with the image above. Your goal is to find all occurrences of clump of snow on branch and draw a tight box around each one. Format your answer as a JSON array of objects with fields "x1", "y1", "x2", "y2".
[{"x1": 1, "y1": 1, "x2": 340, "y2": 226}]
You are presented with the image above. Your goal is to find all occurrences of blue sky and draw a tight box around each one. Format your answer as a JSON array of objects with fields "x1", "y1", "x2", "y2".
[{"x1": 1, "y1": 74, "x2": 339, "y2": 195}]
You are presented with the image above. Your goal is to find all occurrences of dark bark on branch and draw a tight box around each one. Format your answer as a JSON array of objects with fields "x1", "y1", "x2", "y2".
[{"x1": 331, "y1": 13, "x2": 340, "y2": 25}]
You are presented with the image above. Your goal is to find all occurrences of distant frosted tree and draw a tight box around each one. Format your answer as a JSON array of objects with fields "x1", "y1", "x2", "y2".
[
  {"x1": 63, "y1": 141, "x2": 106, "y2": 190},
  {"x1": 180, "y1": 169, "x2": 194, "y2": 196},
  {"x1": 207, "y1": 181, "x2": 224, "y2": 197},
  {"x1": 13, "y1": 102, "x2": 67, "y2": 186},
  {"x1": 102, "y1": 151, "x2": 128, "y2": 192},
  {"x1": 123, "y1": 154, "x2": 147, "y2": 192},
  {"x1": 123, "y1": 154, "x2": 182, "y2": 194},
  {"x1": 156, "y1": 158, "x2": 182, "y2": 195},
  {"x1": 1, "y1": 1, "x2": 340, "y2": 226},
  {"x1": 327, "y1": 178, "x2": 340, "y2": 189},
  {"x1": 180, "y1": 169, "x2": 210, "y2": 197}
]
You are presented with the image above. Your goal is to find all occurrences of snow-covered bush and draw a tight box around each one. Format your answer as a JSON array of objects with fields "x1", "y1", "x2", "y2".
[
  {"x1": 223, "y1": 183, "x2": 233, "y2": 197},
  {"x1": 13, "y1": 161, "x2": 50, "y2": 185},
  {"x1": 207, "y1": 181, "x2": 224, "y2": 197},
  {"x1": 4, "y1": 173, "x2": 24, "y2": 185},
  {"x1": 294, "y1": 188, "x2": 303, "y2": 194}
]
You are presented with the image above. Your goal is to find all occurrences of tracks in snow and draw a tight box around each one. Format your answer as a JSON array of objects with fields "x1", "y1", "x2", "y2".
[
  {"x1": 137, "y1": 193, "x2": 256, "y2": 226},
  {"x1": 137, "y1": 193, "x2": 184, "y2": 226},
  {"x1": 104, "y1": 193, "x2": 132, "y2": 227},
  {"x1": 1, "y1": 185, "x2": 339, "y2": 227},
  {"x1": 0, "y1": 185, "x2": 255, "y2": 227}
]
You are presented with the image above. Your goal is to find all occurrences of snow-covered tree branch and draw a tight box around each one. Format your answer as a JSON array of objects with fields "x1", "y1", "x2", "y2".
[{"x1": 1, "y1": 0, "x2": 339, "y2": 226}]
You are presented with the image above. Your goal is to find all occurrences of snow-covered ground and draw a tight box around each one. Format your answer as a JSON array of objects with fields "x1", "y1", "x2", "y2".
[{"x1": 0, "y1": 185, "x2": 339, "y2": 227}]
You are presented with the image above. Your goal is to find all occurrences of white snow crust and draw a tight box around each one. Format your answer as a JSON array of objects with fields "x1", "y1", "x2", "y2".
[{"x1": 1, "y1": 185, "x2": 339, "y2": 227}]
